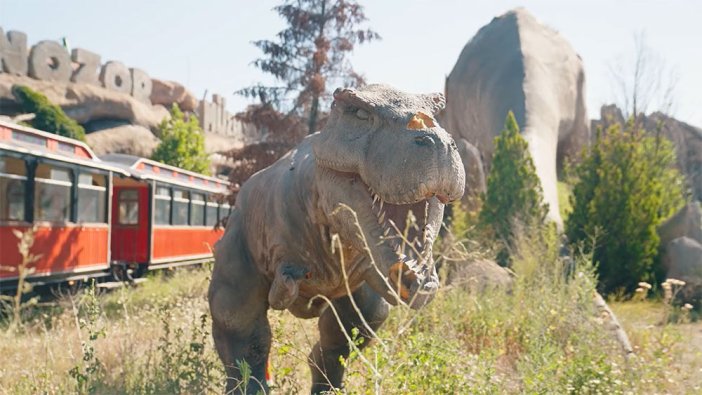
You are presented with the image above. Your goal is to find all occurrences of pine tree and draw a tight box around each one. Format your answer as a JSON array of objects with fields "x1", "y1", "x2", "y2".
[
  {"x1": 11, "y1": 85, "x2": 86, "y2": 141},
  {"x1": 566, "y1": 120, "x2": 685, "y2": 294},
  {"x1": 151, "y1": 104, "x2": 210, "y2": 175},
  {"x1": 479, "y1": 111, "x2": 549, "y2": 264},
  {"x1": 238, "y1": 0, "x2": 380, "y2": 135}
]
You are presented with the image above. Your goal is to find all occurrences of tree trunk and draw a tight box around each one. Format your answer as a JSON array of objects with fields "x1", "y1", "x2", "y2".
[{"x1": 308, "y1": 94, "x2": 319, "y2": 135}]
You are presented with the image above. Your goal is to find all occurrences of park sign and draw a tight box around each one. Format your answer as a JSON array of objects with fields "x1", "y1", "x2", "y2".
[{"x1": 0, "y1": 28, "x2": 152, "y2": 103}]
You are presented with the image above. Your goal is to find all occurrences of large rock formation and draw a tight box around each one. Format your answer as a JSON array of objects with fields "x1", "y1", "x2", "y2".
[
  {"x1": 443, "y1": 8, "x2": 590, "y2": 225},
  {"x1": 0, "y1": 74, "x2": 169, "y2": 130},
  {"x1": 150, "y1": 78, "x2": 198, "y2": 112},
  {"x1": 594, "y1": 105, "x2": 702, "y2": 201},
  {"x1": 86, "y1": 124, "x2": 160, "y2": 157}
]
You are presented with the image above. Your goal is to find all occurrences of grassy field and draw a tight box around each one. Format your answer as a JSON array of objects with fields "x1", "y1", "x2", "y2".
[{"x1": 1, "y1": 238, "x2": 701, "y2": 394}]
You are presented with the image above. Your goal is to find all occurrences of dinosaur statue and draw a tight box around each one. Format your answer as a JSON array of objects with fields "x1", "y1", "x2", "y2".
[{"x1": 208, "y1": 84, "x2": 465, "y2": 393}]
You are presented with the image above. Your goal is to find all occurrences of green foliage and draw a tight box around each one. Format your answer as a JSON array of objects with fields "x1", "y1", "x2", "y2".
[
  {"x1": 479, "y1": 111, "x2": 549, "y2": 264},
  {"x1": 11, "y1": 85, "x2": 85, "y2": 141},
  {"x1": 566, "y1": 120, "x2": 686, "y2": 294},
  {"x1": 151, "y1": 104, "x2": 210, "y2": 175},
  {"x1": 239, "y1": 0, "x2": 380, "y2": 134}
]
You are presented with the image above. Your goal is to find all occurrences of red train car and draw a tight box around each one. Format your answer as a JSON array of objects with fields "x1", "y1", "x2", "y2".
[
  {"x1": 102, "y1": 154, "x2": 229, "y2": 276},
  {"x1": 0, "y1": 120, "x2": 127, "y2": 288},
  {"x1": 0, "y1": 120, "x2": 230, "y2": 291}
]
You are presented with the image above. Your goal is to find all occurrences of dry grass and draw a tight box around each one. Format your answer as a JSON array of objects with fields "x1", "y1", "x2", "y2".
[{"x1": 1, "y1": 233, "x2": 701, "y2": 394}]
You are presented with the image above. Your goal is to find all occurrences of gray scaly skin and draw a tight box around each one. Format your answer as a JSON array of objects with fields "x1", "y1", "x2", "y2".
[{"x1": 208, "y1": 84, "x2": 465, "y2": 394}]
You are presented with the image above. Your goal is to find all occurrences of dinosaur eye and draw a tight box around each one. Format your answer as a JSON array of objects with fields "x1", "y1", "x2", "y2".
[{"x1": 355, "y1": 108, "x2": 370, "y2": 120}]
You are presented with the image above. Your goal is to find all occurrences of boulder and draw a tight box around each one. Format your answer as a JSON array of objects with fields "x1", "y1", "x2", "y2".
[
  {"x1": 443, "y1": 8, "x2": 590, "y2": 226},
  {"x1": 86, "y1": 124, "x2": 160, "y2": 157},
  {"x1": 663, "y1": 236, "x2": 702, "y2": 305},
  {"x1": 444, "y1": 258, "x2": 514, "y2": 293},
  {"x1": 0, "y1": 74, "x2": 169, "y2": 130},
  {"x1": 594, "y1": 105, "x2": 702, "y2": 201},
  {"x1": 150, "y1": 78, "x2": 198, "y2": 112},
  {"x1": 659, "y1": 202, "x2": 702, "y2": 246},
  {"x1": 455, "y1": 137, "x2": 486, "y2": 205}
]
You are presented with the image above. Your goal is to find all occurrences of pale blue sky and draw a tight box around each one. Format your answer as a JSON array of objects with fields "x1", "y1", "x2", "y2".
[{"x1": 1, "y1": 0, "x2": 700, "y2": 125}]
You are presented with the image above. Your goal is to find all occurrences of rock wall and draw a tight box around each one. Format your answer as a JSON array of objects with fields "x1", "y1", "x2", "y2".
[
  {"x1": 0, "y1": 27, "x2": 261, "y2": 164},
  {"x1": 593, "y1": 105, "x2": 702, "y2": 201},
  {"x1": 443, "y1": 8, "x2": 590, "y2": 225}
]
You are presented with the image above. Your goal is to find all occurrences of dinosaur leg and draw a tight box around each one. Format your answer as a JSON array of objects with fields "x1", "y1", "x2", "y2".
[
  {"x1": 308, "y1": 283, "x2": 389, "y2": 394},
  {"x1": 209, "y1": 235, "x2": 271, "y2": 394}
]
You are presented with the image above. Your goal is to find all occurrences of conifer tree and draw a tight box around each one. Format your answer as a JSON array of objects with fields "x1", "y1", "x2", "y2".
[
  {"x1": 566, "y1": 120, "x2": 685, "y2": 294},
  {"x1": 152, "y1": 104, "x2": 210, "y2": 175},
  {"x1": 479, "y1": 111, "x2": 549, "y2": 264},
  {"x1": 238, "y1": 0, "x2": 380, "y2": 135}
]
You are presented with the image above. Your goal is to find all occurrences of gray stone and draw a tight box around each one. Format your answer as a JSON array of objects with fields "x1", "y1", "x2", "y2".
[
  {"x1": 663, "y1": 236, "x2": 702, "y2": 304},
  {"x1": 70, "y1": 48, "x2": 101, "y2": 85},
  {"x1": 455, "y1": 138, "x2": 486, "y2": 202},
  {"x1": 150, "y1": 78, "x2": 197, "y2": 111},
  {"x1": 0, "y1": 29, "x2": 28, "y2": 75},
  {"x1": 443, "y1": 8, "x2": 590, "y2": 226},
  {"x1": 444, "y1": 258, "x2": 514, "y2": 292},
  {"x1": 86, "y1": 124, "x2": 160, "y2": 157},
  {"x1": 28, "y1": 40, "x2": 72, "y2": 82},
  {"x1": 659, "y1": 202, "x2": 702, "y2": 246},
  {"x1": 99, "y1": 61, "x2": 131, "y2": 94},
  {"x1": 130, "y1": 68, "x2": 152, "y2": 103}
]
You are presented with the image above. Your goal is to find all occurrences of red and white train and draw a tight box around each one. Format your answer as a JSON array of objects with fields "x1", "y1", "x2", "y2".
[{"x1": 0, "y1": 120, "x2": 230, "y2": 290}]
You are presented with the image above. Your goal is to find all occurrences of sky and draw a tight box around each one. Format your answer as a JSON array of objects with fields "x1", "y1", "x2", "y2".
[{"x1": 1, "y1": 0, "x2": 700, "y2": 126}]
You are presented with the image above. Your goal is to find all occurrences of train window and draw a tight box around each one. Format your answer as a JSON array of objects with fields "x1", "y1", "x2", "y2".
[
  {"x1": 154, "y1": 186, "x2": 171, "y2": 225},
  {"x1": 35, "y1": 163, "x2": 72, "y2": 222},
  {"x1": 172, "y1": 189, "x2": 189, "y2": 225},
  {"x1": 77, "y1": 172, "x2": 107, "y2": 223},
  {"x1": 191, "y1": 193, "x2": 205, "y2": 226},
  {"x1": 205, "y1": 195, "x2": 218, "y2": 227},
  {"x1": 0, "y1": 157, "x2": 27, "y2": 221},
  {"x1": 118, "y1": 189, "x2": 139, "y2": 225}
]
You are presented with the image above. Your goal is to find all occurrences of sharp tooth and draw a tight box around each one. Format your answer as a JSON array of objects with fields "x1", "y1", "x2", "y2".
[
  {"x1": 379, "y1": 211, "x2": 385, "y2": 224},
  {"x1": 379, "y1": 200, "x2": 384, "y2": 211},
  {"x1": 383, "y1": 228, "x2": 391, "y2": 236}
]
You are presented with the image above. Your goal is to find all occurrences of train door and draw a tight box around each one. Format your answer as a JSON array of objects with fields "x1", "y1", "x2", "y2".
[{"x1": 110, "y1": 180, "x2": 150, "y2": 265}]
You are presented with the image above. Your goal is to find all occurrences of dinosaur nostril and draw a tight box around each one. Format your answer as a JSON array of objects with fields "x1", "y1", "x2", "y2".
[{"x1": 414, "y1": 135, "x2": 435, "y2": 146}]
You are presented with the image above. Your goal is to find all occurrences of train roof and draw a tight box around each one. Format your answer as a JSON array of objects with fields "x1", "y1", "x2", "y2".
[
  {"x1": 101, "y1": 153, "x2": 230, "y2": 194},
  {"x1": 0, "y1": 120, "x2": 129, "y2": 175}
]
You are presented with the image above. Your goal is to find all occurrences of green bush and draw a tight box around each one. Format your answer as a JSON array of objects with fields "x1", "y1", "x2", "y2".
[
  {"x1": 566, "y1": 121, "x2": 686, "y2": 294},
  {"x1": 478, "y1": 111, "x2": 549, "y2": 264},
  {"x1": 11, "y1": 85, "x2": 86, "y2": 141},
  {"x1": 151, "y1": 104, "x2": 210, "y2": 175}
]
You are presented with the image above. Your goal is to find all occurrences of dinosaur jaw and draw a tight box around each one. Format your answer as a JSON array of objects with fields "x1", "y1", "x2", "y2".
[{"x1": 366, "y1": 187, "x2": 442, "y2": 308}]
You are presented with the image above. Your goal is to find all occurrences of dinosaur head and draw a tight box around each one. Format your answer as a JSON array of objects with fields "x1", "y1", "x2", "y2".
[{"x1": 313, "y1": 84, "x2": 465, "y2": 308}]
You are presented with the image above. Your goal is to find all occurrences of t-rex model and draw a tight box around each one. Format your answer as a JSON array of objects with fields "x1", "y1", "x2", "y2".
[{"x1": 208, "y1": 84, "x2": 465, "y2": 393}]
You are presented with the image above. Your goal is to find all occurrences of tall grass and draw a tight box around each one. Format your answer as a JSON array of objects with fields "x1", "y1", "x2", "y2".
[{"x1": 1, "y1": 231, "x2": 700, "y2": 393}]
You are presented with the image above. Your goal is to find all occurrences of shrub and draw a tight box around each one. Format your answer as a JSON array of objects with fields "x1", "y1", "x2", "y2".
[
  {"x1": 566, "y1": 120, "x2": 686, "y2": 294},
  {"x1": 478, "y1": 111, "x2": 549, "y2": 264},
  {"x1": 11, "y1": 85, "x2": 86, "y2": 141},
  {"x1": 151, "y1": 104, "x2": 210, "y2": 175}
]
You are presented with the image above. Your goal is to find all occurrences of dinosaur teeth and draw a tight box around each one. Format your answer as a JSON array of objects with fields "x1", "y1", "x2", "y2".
[
  {"x1": 378, "y1": 211, "x2": 385, "y2": 224},
  {"x1": 379, "y1": 199, "x2": 384, "y2": 212}
]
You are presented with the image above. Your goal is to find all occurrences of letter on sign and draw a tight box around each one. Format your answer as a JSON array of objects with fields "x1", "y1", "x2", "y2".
[
  {"x1": 71, "y1": 48, "x2": 101, "y2": 85},
  {"x1": 130, "y1": 68, "x2": 152, "y2": 103},
  {"x1": 0, "y1": 29, "x2": 28, "y2": 75},
  {"x1": 100, "y1": 61, "x2": 131, "y2": 94},
  {"x1": 28, "y1": 40, "x2": 72, "y2": 82}
]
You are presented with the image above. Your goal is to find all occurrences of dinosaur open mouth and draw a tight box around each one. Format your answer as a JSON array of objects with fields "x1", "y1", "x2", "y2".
[{"x1": 368, "y1": 186, "x2": 441, "y2": 300}]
